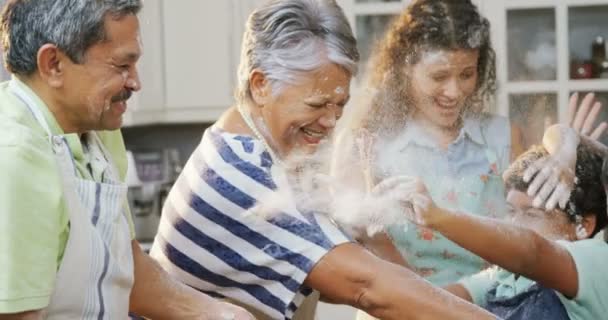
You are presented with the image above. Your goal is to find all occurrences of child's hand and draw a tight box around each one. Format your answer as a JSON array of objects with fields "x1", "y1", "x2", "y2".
[{"x1": 371, "y1": 176, "x2": 443, "y2": 228}]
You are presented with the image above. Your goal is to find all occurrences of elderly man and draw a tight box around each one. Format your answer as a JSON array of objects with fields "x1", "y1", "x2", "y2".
[{"x1": 0, "y1": 1, "x2": 253, "y2": 319}]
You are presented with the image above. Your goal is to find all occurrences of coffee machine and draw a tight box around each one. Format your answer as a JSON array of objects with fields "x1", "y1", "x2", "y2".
[{"x1": 126, "y1": 149, "x2": 181, "y2": 243}]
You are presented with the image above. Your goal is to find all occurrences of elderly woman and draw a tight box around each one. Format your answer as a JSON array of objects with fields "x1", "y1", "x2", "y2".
[{"x1": 149, "y1": 0, "x2": 497, "y2": 319}]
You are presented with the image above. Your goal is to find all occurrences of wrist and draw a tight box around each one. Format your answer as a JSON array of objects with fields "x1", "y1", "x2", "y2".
[
  {"x1": 426, "y1": 206, "x2": 453, "y2": 229},
  {"x1": 543, "y1": 125, "x2": 579, "y2": 156}
]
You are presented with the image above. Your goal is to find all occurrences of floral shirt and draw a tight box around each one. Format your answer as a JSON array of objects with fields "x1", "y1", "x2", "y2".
[{"x1": 377, "y1": 114, "x2": 511, "y2": 285}]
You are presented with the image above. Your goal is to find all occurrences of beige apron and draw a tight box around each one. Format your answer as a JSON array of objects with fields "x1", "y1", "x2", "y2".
[{"x1": 11, "y1": 80, "x2": 134, "y2": 319}]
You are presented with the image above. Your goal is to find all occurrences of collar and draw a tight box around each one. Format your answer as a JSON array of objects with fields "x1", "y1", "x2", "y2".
[
  {"x1": 396, "y1": 116, "x2": 486, "y2": 149},
  {"x1": 11, "y1": 76, "x2": 86, "y2": 165}
]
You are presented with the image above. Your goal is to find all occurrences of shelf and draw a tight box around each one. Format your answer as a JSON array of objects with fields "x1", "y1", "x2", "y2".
[
  {"x1": 503, "y1": 79, "x2": 608, "y2": 94},
  {"x1": 505, "y1": 0, "x2": 608, "y2": 9},
  {"x1": 504, "y1": 81, "x2": 559, "y2": 93},
  {"x1": 568, "y1": 79, "x2": 608, "y2": 92}
]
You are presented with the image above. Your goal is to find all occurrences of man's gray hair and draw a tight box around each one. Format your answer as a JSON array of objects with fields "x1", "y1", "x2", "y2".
[
  {"x1": 0, "y1": 0, "x2": 142, "y2": 76},
  {"x1": 237, "y1": 0, "x2": 359, "y2": 104}
]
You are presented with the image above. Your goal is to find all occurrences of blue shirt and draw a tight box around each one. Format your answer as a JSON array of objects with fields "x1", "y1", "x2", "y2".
[
  {"x1": 377, "y1": 114, "x2": 511, "y2": 285},
  {"x1": 460, "y1": 233, "x2": 608, "y2": 320}
]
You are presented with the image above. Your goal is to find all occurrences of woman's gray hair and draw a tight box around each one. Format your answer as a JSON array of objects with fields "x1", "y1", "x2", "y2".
[
  {"x1": 0, "y1": 0, "x2": 142, "y2": 76},
  {"x1": 236, "y1": 0, "x2": 359, "y2": 104}
]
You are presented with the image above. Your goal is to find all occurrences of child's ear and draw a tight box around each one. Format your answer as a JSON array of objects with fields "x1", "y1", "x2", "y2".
[{"x1": 577, "y1": 214, "x2": 597, "y2": 240}]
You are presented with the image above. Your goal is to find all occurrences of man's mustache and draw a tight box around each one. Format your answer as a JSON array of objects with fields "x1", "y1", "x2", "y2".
[{"x1": 111, "y1": 90, "x2": 133, "y2": 103}]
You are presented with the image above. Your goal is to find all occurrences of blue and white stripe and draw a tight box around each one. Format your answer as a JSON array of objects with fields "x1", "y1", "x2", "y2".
[{"x1": 150, "y1": 127, "x2": 350, "y2": 320}]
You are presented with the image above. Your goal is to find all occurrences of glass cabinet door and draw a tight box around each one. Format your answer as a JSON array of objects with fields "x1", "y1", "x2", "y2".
[
  {"x1": 569, "y1": 5, "x2": 608, "y2": 80},
  {"x1": 509, "y1": 93, "x2": 558, "y2": 150},
  {"x1": 506, "y1": 8, "x2": 557, "y2": 81}
]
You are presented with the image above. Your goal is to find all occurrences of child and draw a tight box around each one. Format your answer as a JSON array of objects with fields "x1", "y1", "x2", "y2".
[{"x1": 407, "y1": 125, "x2": 608, "y2": 320}]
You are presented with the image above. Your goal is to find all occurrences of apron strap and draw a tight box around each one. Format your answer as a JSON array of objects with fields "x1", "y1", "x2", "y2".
[{"x1": 86, "y1": 132, "x2": 122, "y2": 183}]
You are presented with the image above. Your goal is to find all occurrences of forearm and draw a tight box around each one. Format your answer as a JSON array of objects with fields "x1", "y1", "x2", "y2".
[
  {"x1": 306, "y1": 243, "x2": 495, "y2": 320},
  {"x1": 129, "y1": 241, "x2": 220, "y2": 319},
  {"x1": 363, "y1": 263, "x2": 494, "y2": 320},
  {"x1": 358, "y1": 233, "x2": 411, "y2": 268},
  {"x1": 431, "y1": 210, "x2": 546, "y2": 278},
  {"x1": 0, "y1": 310, "x2": 43, "y2": 320},
  {"x1": 442, "y1": 284, "x2": 473, "y2": 303}
]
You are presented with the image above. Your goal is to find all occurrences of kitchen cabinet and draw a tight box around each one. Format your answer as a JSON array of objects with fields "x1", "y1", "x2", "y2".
[
  {"x1": 123, "y1": 0, "x2": 166, "y2": 126},
  {"x1": 124, "y1": 0, "x2": 263, "y2": 126},
  {"x1": 162, "y1": 0, "x2": 233, "y2": 122}
]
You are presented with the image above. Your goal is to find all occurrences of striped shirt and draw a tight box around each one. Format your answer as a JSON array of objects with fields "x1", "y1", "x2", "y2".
[{"x1": 149, "y1": 126, "x2": 350, "y2": 320}]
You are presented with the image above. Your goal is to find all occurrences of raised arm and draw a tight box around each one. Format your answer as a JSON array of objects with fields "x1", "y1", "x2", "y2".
[
  {"x1": 305, "y1": 242, "x2": 497, "y2": 320},
  {"x1": 331, "y1": 129, "x2": 410, "y2": 266},
  {"x1": 424, "y1": 208, "x2": 578, "y2": 298}
]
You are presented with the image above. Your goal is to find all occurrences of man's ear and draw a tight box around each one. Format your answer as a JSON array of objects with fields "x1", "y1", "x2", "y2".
[
  {"x1": 36, "y1": 43, "x2": 66, "y2": 88},
  {"x1": 249, "y1": 69, "x2": 271, "y2": 107},
  {"x1": 577, "y1": 214, "x2": 597, "y2": 240}
]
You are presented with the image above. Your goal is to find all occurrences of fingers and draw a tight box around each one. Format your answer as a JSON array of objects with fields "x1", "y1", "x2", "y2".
[
  {"x1": 372, "y1": 175, "x2": 421, "y2": 196},
  {"x1": 566, "y1": 92, "x2": 578, "y2": 125},
  {"x1": 581, "y1": 101, "x2": 602, "y2": 136},
  {"x1": 527, "y1": 165, "x2": 552, "y2": 198},
  {"x1": 545, "y1": 183, "x2": 571, "y2": 210},
  {"x1": 523, "y1": 157, "x2": 547, "y2": 183},
  {"x1": 408, "y1": 193, "x2": 430, "y2": 211},
  {"x1": 571, "y1": 92, "x2": 595, "y2": 132},
  {"x1": 533, "y1": 173, "x2": 559, "y2": 208},
  {"x1": 372, "y1": 176, "x2": 407, "y2": 196},
  {"x1": 590, "y1": 122, "x2": 608, "y2": 140}
]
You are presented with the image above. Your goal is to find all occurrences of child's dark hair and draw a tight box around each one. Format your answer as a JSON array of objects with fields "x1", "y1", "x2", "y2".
[{"x1": 504, "y1": 144, "x2": 607, "y2": 237}]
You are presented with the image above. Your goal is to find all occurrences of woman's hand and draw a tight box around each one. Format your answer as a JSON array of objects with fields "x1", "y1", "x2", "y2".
[
  {"x1": 524, "y1": 125, "x2": 579, "y2": 210},
  {"x1": 566, "y1": 92, "x2": 607, "y2": 140}
]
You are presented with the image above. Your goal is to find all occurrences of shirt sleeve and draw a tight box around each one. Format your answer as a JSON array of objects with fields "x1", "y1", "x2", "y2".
[
  {"x1": 556, "y1": 239, "x2": 608, "y2": 319},
  {"x1": 97, "y1": 129, "x2": 136, "y2": 239},
  {"x1": 458, "y1": 267, "x2": 501, "y2": 307},
  {"x1": 0, "y1": 143, "x2": 66, "y2": 313}
]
